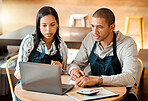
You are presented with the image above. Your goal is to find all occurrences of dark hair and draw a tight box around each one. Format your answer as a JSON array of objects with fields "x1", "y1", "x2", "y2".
[
  {"x1": 33, "y1": 6, "x2": 61, "y2": 50},
  {"x1": 92, "y1": 8, "x2": 115, "y2": 26}
]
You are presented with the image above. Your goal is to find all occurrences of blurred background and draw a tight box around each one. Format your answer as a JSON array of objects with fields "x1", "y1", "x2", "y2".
[
  {"x1": 0, "y1": 0, "x2": 148, "y2": 49},
  {"x1": 0, "y1": 0, "x2": 148, "y2": 101}
]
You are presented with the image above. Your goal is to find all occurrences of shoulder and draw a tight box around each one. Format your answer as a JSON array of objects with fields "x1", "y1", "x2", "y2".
[
  {"x1": 59, "y1": 39, "x2": 68, "y2": 51},
  {"x1": 116, "y1": 31, "x2": 136, "y2": 46},
  {"x1": 116, "y1": 31, "x2": 137, "y2": 52},
  {"x1": 20, "y1": 34, "x2": 34, "y2": 47},
  {"x1": 59, "y1": 39, "x2": 67, "y2": 48}
]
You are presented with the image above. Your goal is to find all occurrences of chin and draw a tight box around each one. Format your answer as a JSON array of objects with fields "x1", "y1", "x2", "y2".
[
  {"x1": 46, "y1": 36, "x2": 53, "y2": 39},
  {"x1": 95, "y1": 39, "x2": 100, "y2": 42}
]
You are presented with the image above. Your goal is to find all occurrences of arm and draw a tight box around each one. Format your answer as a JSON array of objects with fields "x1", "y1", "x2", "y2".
[
  {"x1": 67, "y1": 43, "x2": 89, "y2": 80},
  {"x1": 60, "y1": 40, "x2": 68, "y2": 71},
  {"x1": 14, "y1": 35, "x2": 33, "y2": 79},
  {"x1": 67, "y1": 32, "x2": 95, "y2": 80},
  {"x1": 51, "y1": 40, "x2": 68, "y2": 73}
]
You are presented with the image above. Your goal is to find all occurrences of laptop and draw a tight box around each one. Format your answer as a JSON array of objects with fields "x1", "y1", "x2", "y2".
[{"x1": 19, "y1": 62, "x2": 74, "y2": 95}]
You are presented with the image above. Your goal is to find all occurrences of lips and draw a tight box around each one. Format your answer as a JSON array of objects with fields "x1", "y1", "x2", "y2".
[
  {"x1": 46, "y1": 33, "x2": 52, "y2": 37},
  {"x1": 94, "y1": 35, "x2": 100, "y2": 39}
]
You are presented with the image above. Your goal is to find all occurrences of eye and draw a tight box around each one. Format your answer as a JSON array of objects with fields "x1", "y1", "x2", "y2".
[
  {"x1": 97, "y1": 25, "x2": 103, "y2": 28},
  {"x1": 51, "y1": 24, "x2": 55, "y2": 26},
  {"x1": 42, "y1": 24, "x2": 47, "y2": 27}
]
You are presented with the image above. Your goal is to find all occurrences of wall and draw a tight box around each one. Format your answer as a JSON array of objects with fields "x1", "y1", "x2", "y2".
[{"x1": 1, "y1": 0, "x2": 148, "y2": 49}]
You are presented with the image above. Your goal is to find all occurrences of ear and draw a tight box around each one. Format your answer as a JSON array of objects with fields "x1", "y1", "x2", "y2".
[{"x1": 110, "y1": 24, "x2": 115, "y2": 31}]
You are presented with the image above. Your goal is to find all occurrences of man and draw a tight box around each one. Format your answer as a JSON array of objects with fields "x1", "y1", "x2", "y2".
[{"x1": 67, "y1": 8, "x2": 138, "y2": 100}]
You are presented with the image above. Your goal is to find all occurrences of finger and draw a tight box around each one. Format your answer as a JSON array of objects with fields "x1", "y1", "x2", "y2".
[
  {"x1": 53, "y1": 61, "x2": 61, "y2": 65},
  {"x1": 76, "y1": 77, "x2": 83, "y2": 86},
  {"x1": 71, "y1": 74, "x2": 77, "y2": 81},
  {"x1": 76, "y1": 80, "x2": 81, "y2": 86},
  {"x1": 80, "y1": 78, "x2": 87, "y2": 87},
  {"x1": 81, "y1": 83, "x2": 86, "y2": 88},
  {"x1": 51, "y1": 60, "x2": 55, "y2": 65},
  {"x1": 75, "y1": 71, "x2": 82, "y2": 78},
  {"x1": 78, "y1": 78, "x2": 85, "y2": 87},
  {"x1": 79, "y1": 70, "x2": 85, "y2": 75},
  {"x1": 71, "y1": 75, "x2": 75, "y2": 81},
  {"x1": 51, "y1": 62, "x2": 55, "y2": 65},
  {"x1": 51, "y1": 60, "x2": 53, "y2": 64}
]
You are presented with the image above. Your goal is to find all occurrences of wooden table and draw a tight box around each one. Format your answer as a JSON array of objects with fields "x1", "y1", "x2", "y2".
[
  {"x1": 0, "y1": 25, "x2": 91, "y2": 49},
  {"x1": 15, "y1": 75, "x2": 126, "y2": 101}
]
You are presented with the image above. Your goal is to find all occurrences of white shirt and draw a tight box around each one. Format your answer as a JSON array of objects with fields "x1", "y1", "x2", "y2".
[
  {"x1": 68, "y1": 31, "x2": 138, "y2": 94},
  {"x1": 14, "y1": 34, "x2": 68, "y2": 77}
]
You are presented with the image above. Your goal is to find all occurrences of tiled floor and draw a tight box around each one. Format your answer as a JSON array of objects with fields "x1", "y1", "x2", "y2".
[{"x1": 0, "y1": 68, "x2": 148, "y2": 101}]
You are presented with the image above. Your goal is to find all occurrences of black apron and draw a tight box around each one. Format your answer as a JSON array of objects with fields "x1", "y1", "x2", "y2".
[
  {"x1": 28, "y1": 45, "x2": 62, "y2": 64},
  {"x1": 89, "y1": 32, "x2": 131, "y2": 94},
  {"x1": 89, "y1": 32, "x2": 122, "y2": 76}
]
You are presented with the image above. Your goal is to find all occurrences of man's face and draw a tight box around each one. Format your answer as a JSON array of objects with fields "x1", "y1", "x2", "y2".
[{"x1": 91, "y1": 17, "x2": 114, "y2": 42}]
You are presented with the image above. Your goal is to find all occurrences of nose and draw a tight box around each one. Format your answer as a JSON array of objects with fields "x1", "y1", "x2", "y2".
[
  {"x1": 46, "y1": 26, "x2": 51, "y2": 33},
  {"x1": 93, "y1": 27, "x2": 98, "y2": 35}
]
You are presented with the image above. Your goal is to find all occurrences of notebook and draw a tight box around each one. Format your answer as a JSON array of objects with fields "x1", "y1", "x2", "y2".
[{"x1": 19, "y1": 62, "x2": 74, "y2": 95}]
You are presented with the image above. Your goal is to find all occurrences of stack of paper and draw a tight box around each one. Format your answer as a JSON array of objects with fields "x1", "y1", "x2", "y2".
[{"x1": 66, "y1": 87, "x2": 119, "y2": 101}]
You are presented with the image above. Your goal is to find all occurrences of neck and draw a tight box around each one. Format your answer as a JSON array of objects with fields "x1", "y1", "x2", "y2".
[
  {"x1": 42, "y1": 38, "x2": 53, "y2": 49},
  {"x1": 100, "y1": 32, "x2": 114, "y2": 49}
]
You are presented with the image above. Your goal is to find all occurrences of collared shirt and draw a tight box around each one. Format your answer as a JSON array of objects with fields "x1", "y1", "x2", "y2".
[
  {"x1": 68, "y1": 31, "x2": 138, "y2": 89},
  {"x1": 14, "y1": 34, "x2": 68, "y2": 77}
]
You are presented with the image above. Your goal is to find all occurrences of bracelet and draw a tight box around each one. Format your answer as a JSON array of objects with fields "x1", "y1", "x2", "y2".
[{"x1": 97, "y1": 75, "x2": 103, "y2": 86}]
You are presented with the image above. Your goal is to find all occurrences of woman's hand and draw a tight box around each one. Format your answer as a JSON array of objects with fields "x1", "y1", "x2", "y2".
[
  {"x1": 51, "y1": 60, "x2": 62, "y2": 73},
  {"x1": 16, "y1": 71, "x2": 21, "y2": 80}
]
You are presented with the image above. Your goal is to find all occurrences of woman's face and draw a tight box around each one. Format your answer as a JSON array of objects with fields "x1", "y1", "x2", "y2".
[{"x1": 40, "y1": 14, "x2": 58, "y2": 41}]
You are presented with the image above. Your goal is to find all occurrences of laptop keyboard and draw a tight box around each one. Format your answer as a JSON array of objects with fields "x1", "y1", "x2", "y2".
[
  {"x1": 62, "y1": 88, "x2": 67, "y2": 92},
  {"x1": 62, "y1": 84, "x2": 72, "y2": 92}
]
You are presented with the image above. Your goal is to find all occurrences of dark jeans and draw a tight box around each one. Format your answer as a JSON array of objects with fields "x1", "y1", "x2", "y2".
[
  {"x1": 121, "y1": 87, "x2": 137, "y2": 101},
  {"x1": 14, "y1": 80, "x2": 21, "y2": 101},
  {"x1": 121, "y1": 93, "x2": 137, "y2": 101}
]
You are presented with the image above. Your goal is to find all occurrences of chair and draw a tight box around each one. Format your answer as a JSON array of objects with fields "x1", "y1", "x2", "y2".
[
  {"x1": 136, "y1": 58, "x2": 144, "y2": 94},
  {"x1": 69, "y1": 14, "x2": 89, "y2": 27},
  {"x1": 124, "y1": 16, "x2": 144, "y2": 49},
  {"x1": 138, "y1": 49, "x2": 148, "y2": 68},
  {"x1": 6, "y1": 55, "x2": 18, "y2": 100}
]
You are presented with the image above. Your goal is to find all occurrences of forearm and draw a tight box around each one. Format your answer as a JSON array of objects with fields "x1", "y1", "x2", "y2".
[
  {"x1": 67, "y1": 63, "x2": 81, "y2": 75},
  {"x1": 102, "y1": 72, "x2": 137, "y2": 87}
]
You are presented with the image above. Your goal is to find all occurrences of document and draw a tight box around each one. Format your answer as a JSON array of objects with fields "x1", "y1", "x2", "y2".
[{"x1": 66, "y1": 87, "x2": 119, "y2": 101}]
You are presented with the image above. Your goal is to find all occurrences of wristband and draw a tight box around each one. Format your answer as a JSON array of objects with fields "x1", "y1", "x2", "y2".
[{"x1": 97, "y1": 75, "x2": 103, "y2": 86}]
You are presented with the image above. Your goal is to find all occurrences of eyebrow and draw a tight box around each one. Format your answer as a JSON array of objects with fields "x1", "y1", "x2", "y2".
[
  {"x1": 90, "y1": 24, "x2": 103, "y2": 27},
  {"x1": 41, "y1": 22, "x2": 56, "y2": 24}
]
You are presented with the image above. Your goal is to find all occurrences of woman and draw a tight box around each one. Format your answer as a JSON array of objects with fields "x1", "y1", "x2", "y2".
[{"x1": 14, "y1": 6, "x2": 67, "y2": 80}]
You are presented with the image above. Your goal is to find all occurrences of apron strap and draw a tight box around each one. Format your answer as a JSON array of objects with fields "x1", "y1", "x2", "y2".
[{"x1": 113, "y1": 31, "x2": 117, "y2": 56}]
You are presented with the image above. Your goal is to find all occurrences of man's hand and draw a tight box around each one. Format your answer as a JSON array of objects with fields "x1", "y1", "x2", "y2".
[
  {"x1": 70, "y1": 69, "x2": 85, "y2": 81},
  {"x1": 75, "y1": 76, "x2": 99, "y2": 87}
]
